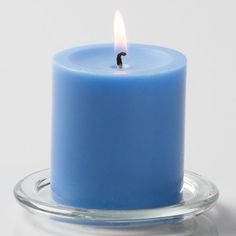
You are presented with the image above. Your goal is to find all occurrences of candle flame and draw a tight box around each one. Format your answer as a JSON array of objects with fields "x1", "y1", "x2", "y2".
[{"x1": 114, "y1": 10, "x2": 128, "y2": 54}]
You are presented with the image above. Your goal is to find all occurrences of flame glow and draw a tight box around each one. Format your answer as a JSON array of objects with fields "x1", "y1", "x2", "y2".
[{"x1": 114, "y1": 10, "x2": 128, "y2": 53}]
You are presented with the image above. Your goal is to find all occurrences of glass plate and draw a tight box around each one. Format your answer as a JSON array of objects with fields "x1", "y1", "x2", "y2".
[{"x1": 14, "y1": 169, "x2": 219, "y2": 227}]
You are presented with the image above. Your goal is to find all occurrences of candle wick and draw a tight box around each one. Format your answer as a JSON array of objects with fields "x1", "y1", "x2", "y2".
[{"x1": 116, "y1": 52, "x2": 127, "y2": 69}]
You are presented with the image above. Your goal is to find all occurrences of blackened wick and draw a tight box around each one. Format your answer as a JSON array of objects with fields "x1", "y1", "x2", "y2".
[{"x1": 116, "y1": 52, "x2": 127, "y2": 68}]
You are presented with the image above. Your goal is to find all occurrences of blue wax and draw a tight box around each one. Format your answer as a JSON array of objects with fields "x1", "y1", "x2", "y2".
[{"x1": 51, "y1": 44, "x2": 186, "y2": 210}]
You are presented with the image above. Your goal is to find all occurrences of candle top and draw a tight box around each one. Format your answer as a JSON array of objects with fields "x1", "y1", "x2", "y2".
[{"x1": 54, "y1": 44, "x2": 186, "y2": 78}]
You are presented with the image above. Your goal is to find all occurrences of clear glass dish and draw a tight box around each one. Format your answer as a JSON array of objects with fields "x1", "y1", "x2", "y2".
[{"x1": 14, "y1": 169, "x2": 219, "y2": 227}]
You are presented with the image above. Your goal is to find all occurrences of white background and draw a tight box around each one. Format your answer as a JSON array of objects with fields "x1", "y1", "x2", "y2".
[{"x1": 0, "y1": 0, "x2": 236, "y2": 235}]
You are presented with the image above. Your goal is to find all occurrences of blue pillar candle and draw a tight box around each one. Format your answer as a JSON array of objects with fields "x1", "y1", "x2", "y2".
[{"x1": 51, "y1": 44, "x2": 186, "y2": 210}]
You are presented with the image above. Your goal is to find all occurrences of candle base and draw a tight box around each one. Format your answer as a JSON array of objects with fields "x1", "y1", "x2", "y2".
[{"x1": 14, "y1": 169, "x2": 219, "y2": 227}]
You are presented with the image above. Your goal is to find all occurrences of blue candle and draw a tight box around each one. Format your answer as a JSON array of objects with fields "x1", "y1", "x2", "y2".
[{"x1": 51, "y1": 44, "x2": 186, "y2": 210}]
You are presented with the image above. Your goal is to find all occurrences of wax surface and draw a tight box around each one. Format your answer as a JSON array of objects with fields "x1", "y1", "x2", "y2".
[{"x1": 51, "y1": 44, "x2": 186, "y2": 210}]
